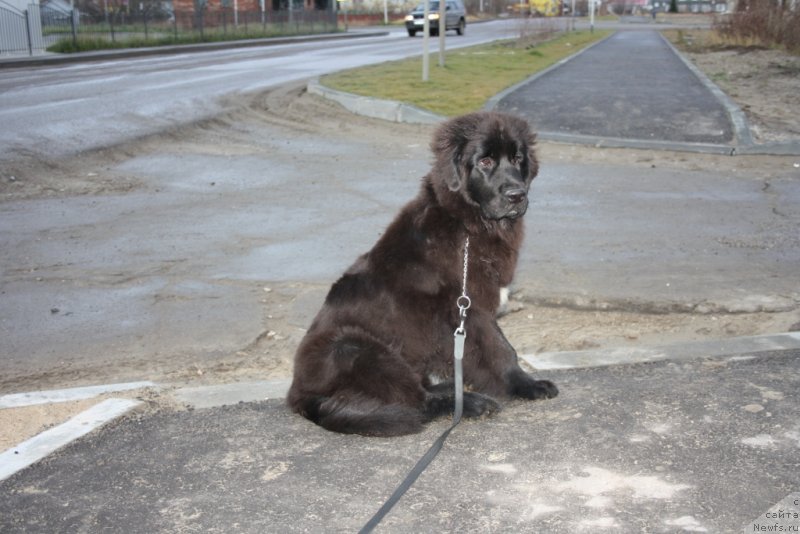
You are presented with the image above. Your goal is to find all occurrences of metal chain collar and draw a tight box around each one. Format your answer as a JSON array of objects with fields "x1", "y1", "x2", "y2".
[{"x1": 455, "y1": 236, "x2": 471, "y2": 335}]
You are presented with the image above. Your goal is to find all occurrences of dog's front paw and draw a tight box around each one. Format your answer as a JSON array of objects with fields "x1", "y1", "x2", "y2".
[
  {"x1": 463, "y1": 392, "x2": 501, "y2": 418},
  {"x1": 508, "y1": 370, "x2": 559, "y2": 400},
  {"x1": 524, "y1": 379, "x2": 558, "y2": 400}
]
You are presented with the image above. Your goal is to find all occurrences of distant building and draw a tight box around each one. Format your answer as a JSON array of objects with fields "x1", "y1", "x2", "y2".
[
  {"x1": 3, "y1": 0, "x2": 37, "y2": 10},
  {"x1": 611, "y1": 0, "x2": 731, "y2": 13},
  {"x1": 171, "y1": 0, "x2": 333, "y2": 12},
  {"x1": 650, "y1": 0, "x2": 730, "y2": 12}
]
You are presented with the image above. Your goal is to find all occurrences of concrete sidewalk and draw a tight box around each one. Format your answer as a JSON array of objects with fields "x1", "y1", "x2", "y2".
[{"x1": 1, "y1": 339, "x2": 798, "y2": 532}]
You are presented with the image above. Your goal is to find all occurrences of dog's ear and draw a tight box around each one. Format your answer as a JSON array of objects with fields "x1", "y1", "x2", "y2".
[
  {"x1": 526, "y1": 132, "x2": 539, "y2": 181},
  {"x1": 446, "y1": 145, "x2": 465, "y2": 192},
  {"x1": 432, "y1": 115, "x2": 475, "y2": 192}
]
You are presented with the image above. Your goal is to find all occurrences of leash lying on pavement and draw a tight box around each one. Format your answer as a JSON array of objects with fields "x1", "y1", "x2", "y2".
[
  {"x1": 359, "y1": 238, "x2": 471, "y2": 534},
  {"x1": 358, "y1": 408, "x2": 462, "y2": 533}
]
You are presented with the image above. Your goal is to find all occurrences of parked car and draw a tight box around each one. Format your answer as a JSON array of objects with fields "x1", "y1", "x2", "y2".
[{"x1": 404, "y1": 0, "x2": 466, "y2": 37}]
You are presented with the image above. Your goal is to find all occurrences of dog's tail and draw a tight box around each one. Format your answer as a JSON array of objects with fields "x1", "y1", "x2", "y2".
[{"x1": 294, "y1": 394, "x2": 425, "y2": 437}]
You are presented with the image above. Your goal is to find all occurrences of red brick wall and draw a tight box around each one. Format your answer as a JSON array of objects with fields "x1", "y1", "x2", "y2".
[{"x1": 173, "y1": 0, "x2": 265, "y2": 11}]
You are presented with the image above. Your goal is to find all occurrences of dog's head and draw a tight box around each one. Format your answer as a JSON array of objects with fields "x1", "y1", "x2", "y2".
[{"x1": 432, "y1": 112, "x2": 538, "y2": 221}]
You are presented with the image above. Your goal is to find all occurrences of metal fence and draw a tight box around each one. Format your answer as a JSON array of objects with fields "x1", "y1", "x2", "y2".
[
  {"x1": 1, "y1": 2, "x2": 44, "y2": 55},
  {"x1": 1, "y1": 3, "x2": 337, "y2": 56}
]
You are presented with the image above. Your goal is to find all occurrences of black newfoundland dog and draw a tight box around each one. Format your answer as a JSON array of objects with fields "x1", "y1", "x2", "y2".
[{"x1": 287, "y1": 111, "x2": 558, "y2": 436}]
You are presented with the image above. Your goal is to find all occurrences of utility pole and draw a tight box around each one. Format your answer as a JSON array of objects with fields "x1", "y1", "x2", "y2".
[
  {"x1": 337, "y1": 0, "x2": 348, "y2": 31},
  {"x1": 437, "y1": 0, "x2": 446, "y2": 67},
  {"x1": 422, "y1": 0, "x2": 430, "y2": 81},
  {"x1": 571, "y1": 0, "x2": 576, "y2": 29}
]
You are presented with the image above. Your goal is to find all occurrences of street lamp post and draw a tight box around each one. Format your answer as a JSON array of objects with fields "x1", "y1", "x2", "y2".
[
  {"x1": 337, "y1": 0, "x2": 348, "y2": 31},
  {"x1": 422, "y1": 0, "x2": 430, "y2": 81},
  {"x1": 438, "y1": 0, "x2": 445, "y2": 68}
]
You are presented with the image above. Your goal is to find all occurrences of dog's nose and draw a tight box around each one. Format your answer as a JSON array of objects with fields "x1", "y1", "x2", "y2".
[{"x1": 504, "y1": 189, "x2": 527, "y2": 204}]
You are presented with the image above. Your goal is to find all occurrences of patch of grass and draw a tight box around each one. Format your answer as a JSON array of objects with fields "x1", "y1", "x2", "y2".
[
  {"x1": 663, "y1": 28, "x2": 758, "y2": 53},
  {"x1": 321, "y1": 30, "x2": 610, "y2": 117},
  {"x1": 664, "y1": 26, "x2": 798, "y2": 55},
  {"x1": 714, "y1": 0, "x2": 800, "y2": 54},
  {"x1": 46, "y1": 25, "x2": 339, "y2": 53}
]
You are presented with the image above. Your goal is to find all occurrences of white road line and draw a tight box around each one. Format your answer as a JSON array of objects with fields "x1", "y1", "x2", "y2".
[
  {"x1": 0, "y1": 381, "x2": 157, "y2": 409},
  {"x1": 0, "y1": 398, "x2": 142, "y2": 482}
]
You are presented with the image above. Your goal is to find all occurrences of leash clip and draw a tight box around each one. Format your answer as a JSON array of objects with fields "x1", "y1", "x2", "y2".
[
  {"x1": 455, "y1": 295, "x2": 470, "y2": 334},
  {"x1": 453, "y1": 328, "x2": 466, "y2": 360}
]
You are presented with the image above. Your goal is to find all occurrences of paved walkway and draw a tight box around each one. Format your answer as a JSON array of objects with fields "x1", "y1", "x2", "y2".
[{"x1": 493, "y1": 31, "x2": 741, "y2": 149}]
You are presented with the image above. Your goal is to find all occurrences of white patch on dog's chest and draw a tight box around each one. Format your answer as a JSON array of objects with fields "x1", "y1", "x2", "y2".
[{"x1": 428, "y1": 373, "x2": 446, "y2": 385}]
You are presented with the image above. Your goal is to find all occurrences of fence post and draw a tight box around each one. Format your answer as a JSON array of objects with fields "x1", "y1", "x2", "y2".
[
  {"x1": 261, "y1": 1, "x2": 265, "y2": 30},
  {"x1": 23, "y1": 9, "x2": 32, "y2": 55},
  {"x1": 71, "y1": 9, "x2": 78, "y2": 48}
]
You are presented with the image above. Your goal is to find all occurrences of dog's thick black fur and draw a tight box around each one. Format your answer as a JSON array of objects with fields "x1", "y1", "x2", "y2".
[{"x1": 287, "y1": 111, "x2": 558, "y2": 436}]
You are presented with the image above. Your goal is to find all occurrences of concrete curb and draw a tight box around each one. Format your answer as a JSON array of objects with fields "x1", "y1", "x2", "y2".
[
  {"x1": 522, "y1": 331, "x2": 800, "y2": 371},
  {"x1": 307, "y1": 78, "x2": 443, "y2": 124},
  {"x1": 514, "y1": 290, "x2": 799, "y2": 315},
  {"x1": 171, "y1": 379, "x2": 291, "y2": 409},
  {"x1": 0, "y1": 380, "x2": 157, "y2": 408}
]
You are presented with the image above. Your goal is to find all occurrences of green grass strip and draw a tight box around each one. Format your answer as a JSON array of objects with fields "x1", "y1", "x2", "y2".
[
  {"x1": 321, "y1": 29, "x2": 610, "y2": 117},
  {"x1": 46, "y1": 26, "x2": 339, "y2": 53}
]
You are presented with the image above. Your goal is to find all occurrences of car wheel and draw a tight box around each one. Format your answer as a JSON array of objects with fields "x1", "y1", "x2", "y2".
[
  {"x1": 408, "y1": 29, "x2": 416, "y2": 37},
  {"x1": 456, "y1": 19, "x2": 465, "y2": 35}
]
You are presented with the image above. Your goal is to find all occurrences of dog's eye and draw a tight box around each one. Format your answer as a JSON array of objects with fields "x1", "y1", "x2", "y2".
[{"x1": 478, "y1": 157, "x2": 494, "y2": 168}]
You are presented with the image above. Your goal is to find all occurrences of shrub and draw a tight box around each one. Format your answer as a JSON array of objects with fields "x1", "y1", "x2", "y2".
[{"x1": 714, "y1": 0, "x2": 800, "y2": 52}]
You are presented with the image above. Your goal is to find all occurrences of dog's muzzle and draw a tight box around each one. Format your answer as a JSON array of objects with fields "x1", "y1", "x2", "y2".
[
  {"x1": 504, "y1": 188, "x2": 527, "y2": 205},
  {"x1": 502, "y1": 188, "x2": 528, "y2": 219}
]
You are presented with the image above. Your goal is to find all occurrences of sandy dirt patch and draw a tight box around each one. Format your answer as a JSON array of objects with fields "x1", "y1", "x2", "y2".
[{"x1": 0, "y1": 399, "x2": 100, "y2": 451}]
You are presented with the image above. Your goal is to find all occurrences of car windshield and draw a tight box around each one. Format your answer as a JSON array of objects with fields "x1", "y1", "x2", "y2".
[{"x1": 415, "y1": 1, "x2": 441, "y2": 10}]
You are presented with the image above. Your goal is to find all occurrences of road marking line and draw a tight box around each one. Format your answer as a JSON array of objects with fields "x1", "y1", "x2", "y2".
[
  {"x1": 0, "y1": 398, "x2": 142, "y2": 482},
  {"x1": 0, "y1": 381, "x2": 157, "y2": 409}
]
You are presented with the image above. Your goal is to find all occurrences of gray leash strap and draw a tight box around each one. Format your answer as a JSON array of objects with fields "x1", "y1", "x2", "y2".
[
  {"x1": 359, "y1": 238, "x2": 470, "y2": 534},
  {"x1": 357, "y1": 414, "x2": 461, "y2": 534},
  {"x1": 358, "y1": 332, "x2": 466, "y2": 534}
]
